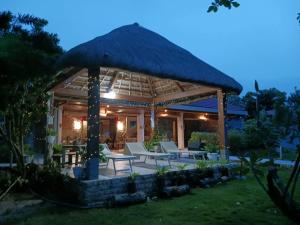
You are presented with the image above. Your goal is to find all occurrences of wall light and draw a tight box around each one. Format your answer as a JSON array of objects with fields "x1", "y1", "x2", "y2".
[
  {"x1": 199, "y1": 115, "x2": 208, "y2": 121},
  {"x1": 161, "y1": 113, "x2": 168, "y2": 117},
  {"x1": 117, "y1": 121, "x2": 124, "y2": 131},
  {"x1": 73, "y1": 120, "x2": 81, "y2": 130}
]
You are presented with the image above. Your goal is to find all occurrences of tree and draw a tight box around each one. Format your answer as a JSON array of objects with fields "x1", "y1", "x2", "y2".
[
  {"x1": 207, "y1": 1, "x2": 300, "y2": 25},
  {"x1": 0, "y1": 11, "x2": 63, "y2": 175}
]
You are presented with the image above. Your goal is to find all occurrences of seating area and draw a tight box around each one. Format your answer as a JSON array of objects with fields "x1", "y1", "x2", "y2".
[{"x1": 53, "y1": 141, "x2": 213, "y2": 179}]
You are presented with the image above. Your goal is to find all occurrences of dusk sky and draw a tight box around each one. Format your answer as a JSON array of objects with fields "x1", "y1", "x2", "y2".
[{"x1": 2, "y1": 0, "x2": 300, "y2": 95}]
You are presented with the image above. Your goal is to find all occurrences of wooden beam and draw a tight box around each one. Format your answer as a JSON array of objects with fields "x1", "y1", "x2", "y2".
[
  {"x1": 107, "y1": 71, "x2": 118, "y2": 91},
  {"x1": 177, "y1": 112, "x2": 185, "y2": 150},
  {"x1": 154, "y1": 86, "x2": 217, "y2": 103},
  {"x1": 175, "y1": 82, "x2": 185, "y2": 92},
  {"x1": 52, "y1": 68, "x2": 86, "y2": 90},
  {"x1": 54, "y1": 87, "x2": 153, "y2": 103},
  {"x1": 217, "y1": 89, "x2": 227, "y2": 159}
]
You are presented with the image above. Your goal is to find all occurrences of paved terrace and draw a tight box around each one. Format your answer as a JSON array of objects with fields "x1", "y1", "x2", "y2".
[{"x1": 63, "y1": 154, "x2": 200, "y2": 180}]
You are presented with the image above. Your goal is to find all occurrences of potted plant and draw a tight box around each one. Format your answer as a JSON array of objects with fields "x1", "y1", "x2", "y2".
[
  {"x1": 128, "y1": 172, "x2": 139, "y2": 194},
  {"x1": 24, "y1": 144, "x2": 34, "y2": 164},
  {"x1": 199, "y1": 132, "x2": 219, "y2": 160},
  {"x1": 72, "y1": 150, "x2": 87, "y2": 180},
  {"x1": 52, "y1": 144, "x2": 63, "y2": 165},
  {"x1": 46, "y1": 128, "x2": 56, "y2": 144},
  {"x1": 156, "y1": 166, "x2": 169, "y2": 197}
]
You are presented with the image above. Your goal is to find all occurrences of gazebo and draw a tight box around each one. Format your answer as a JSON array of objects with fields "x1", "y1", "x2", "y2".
[{"x1": 50, "y1": 23, "x2": 242, "y2": 180}]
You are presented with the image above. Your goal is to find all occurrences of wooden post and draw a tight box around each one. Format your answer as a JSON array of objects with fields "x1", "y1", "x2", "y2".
[
  {"x1": 57, "y1": 105, "x2": 63, "y2": 144},
  {"x1": 137, "y1": 110, "x2": 145, "y2": 142},
  {"x1": 54, "y1": 105, "x2": 63, "y2": 144},
  {"x1": 177, "y1": 112, "x2": 185, "y2": 150},
  {"x1": 86, "y1": 67, "x2": 100, "y2": 180},
  {"x1": 217, "y1": 89, "x2": 228, "y2": 159}
]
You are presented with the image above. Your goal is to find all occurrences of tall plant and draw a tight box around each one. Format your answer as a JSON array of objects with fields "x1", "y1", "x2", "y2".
[{"x1": 0, "y1": 11, "x2": 63, "y2": 175}]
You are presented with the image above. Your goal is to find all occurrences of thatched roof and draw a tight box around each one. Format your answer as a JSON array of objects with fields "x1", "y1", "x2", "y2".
[{"x1": 57, "y1": 23, "x2": 242, "y2": 94}]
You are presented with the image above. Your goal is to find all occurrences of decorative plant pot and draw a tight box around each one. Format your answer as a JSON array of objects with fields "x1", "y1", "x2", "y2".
[
  {"x1": 207, "y1": 153, "x2": 218, "y2": 161},
  {"x1": 73, "y1": 166, "x2": 85, "y2": 180},
  {"x1": 47, "y1": 135, "x2": 56, "y2": 144}
]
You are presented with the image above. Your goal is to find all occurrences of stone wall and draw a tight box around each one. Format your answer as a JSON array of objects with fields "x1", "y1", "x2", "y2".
[{"x1": 78, "y1": 166, "x2": 232, "y2": 208}]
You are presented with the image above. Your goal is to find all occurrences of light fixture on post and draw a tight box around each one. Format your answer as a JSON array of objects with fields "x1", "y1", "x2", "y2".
[
  {"x1": 117, "y1": 121, "x2": 124, "y2": 131},
  {"x1": 199, "y1": 115, "x2": 208, "y2": 121},
  {"x1": 73, "y1": 120, "x2": 82, "y2": 130}
]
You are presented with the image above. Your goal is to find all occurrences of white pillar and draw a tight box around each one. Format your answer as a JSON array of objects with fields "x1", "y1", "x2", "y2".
[
  {"x1": 137, "y1": 110, "x2": 145, "y2": 142},
  {"x1": 177, "y1": 112, "x2": 184, "y2": 150}
]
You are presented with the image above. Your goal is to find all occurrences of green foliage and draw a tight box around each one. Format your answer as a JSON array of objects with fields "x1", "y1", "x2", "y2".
[
  {"x1": 207, "y1": 0, "x2": 240, "y2": 13},
  {"x1": 24, "y1": 144, "x2": 35, "y2": 155},
  {"x1": 145, "y1": 129, "x2": 165, "y2": 151},
  {"x1": 156, "y1": 166, "x2": 169, "y2": 177},
  {"x1": 0, "y1": 11, "x2": 63, "y2": 174},
  {"x1": 243, "y1": 114, "x2": 279, "y2": 151},
  {"x1": 26, "y1": 163, "x2": 82, "y2": 205},
  {"x1": 46, "y1": 128, "x2": 56, "y2": 136},
  {"x1": 99, "y1": 144, "x2": 106, "y2": 163},
  {"x1": 228, "y1": 129, "x2": 245, "y2": 154},
  {"x1": 0, "y1": 142, "x2": 12, "y2": 162},
  {"x1": 176, "y1": 164, "x2": 188, "y2": 171},
  {"x1": 196, "y1": 160, "x2": 209, "y2": 169},
  {"x1": 53, "y1": 144, "x2": 63, "y2": 154},
  {"x1": 189, "y1": 132, "x2": 219, "y2": 153},
  {"x1": 128, "y1": 172, "x2": 140, "y2": 182}
]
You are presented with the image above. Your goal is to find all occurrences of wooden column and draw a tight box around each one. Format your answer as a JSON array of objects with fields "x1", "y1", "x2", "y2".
[
  {"x1": 177, "y1": 112, "x2": 185, "y2": 150},
  {"x1": 45, "y1": 91, "x2": 54, "y2": 163},
  {"x1": 86, "y1": 67, "x2": 100, "y2": 180},
  {"x1": 137, "y1": 110, "x2": 145, "y2": 142},
  {"x1": 57, "y1": 105, "x2": 63, "y2": 144},
  {"x1": 217, "y1": 89, "x2": 228, "y2": 159}
]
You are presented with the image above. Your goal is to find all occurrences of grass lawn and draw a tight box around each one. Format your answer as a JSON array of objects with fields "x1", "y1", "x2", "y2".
[{"x1": 5, "y1": 168, "x2": 299, "y2": 225}]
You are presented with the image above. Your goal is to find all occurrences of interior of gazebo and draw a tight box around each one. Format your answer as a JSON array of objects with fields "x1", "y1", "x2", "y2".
[{"x1": 50, "y1": 66, "x2": 227, "y2": 151}]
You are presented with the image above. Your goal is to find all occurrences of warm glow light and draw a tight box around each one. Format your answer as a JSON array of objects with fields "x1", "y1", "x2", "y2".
[
  {"x1": 100, "y1": 108, "x2": 107, "y2": 117},
  {"x1": 104, "y1": 90, "x2": 116, "y2": 99},
  {"x1": 117, "y1": 121, "x2": 124, "y2": 131},
  {"x1": 73, "y1": 120, "x2": 81, "y2": 130},
  {"x1": 161, "y1": 113, "x2": 168, "y2": 117},
  {"x1": 164, "y1": 109, "x2": 168, "y2": 112},
  {"x1": 82, "y1": 120, "x2": 87, "y2": 127},
  {"x1": 199, "y1": 115, "x2": 208, "y2": 121}
]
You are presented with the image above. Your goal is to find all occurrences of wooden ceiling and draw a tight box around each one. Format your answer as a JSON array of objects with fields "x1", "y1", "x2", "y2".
[{"x1": 52, "y1": 67, "x2": 218, "y2": 105}]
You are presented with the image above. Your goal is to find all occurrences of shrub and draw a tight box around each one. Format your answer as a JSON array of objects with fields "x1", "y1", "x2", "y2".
[
  {"x1": 228, "y1": 129, "x2": 245, "y2": 155},
  {"x1": 189, "y1": 132, "x2": 219, "y2": 153},
  {"x1": 26, "y1": 163, "x2": 83, "y2": 205}
]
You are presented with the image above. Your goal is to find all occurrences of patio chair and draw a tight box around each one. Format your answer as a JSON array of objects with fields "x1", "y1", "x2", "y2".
[
  {"x1": 124, "y1": 142, "x2": 171, "y2": 167},
  {"x1": 160, "y1": 141, "x2": 207, "y2": 160},
  {"x1": 100, "y1": 144, "x2": 136, "y2": 175}
]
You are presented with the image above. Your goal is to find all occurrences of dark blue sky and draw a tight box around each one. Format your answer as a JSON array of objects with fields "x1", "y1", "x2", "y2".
[{"x1": 2, "y1": 0, "x2": 300, "y2": 95}]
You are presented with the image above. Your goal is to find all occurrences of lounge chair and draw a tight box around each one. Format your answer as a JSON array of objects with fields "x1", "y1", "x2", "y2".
[
  {"x1": 160, "y1": 141, "x2": 207, "y2": 160},
  {"x1": 124, "y1": 142, "x2": 171, "y2": 167},
  {"x1": 100, "y1": 144, "x2": 136, "y2": 175}
]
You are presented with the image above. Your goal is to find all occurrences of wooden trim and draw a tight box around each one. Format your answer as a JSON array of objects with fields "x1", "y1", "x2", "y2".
[
  {"x1": 54, "y1": 87, "x2": 153, "y2": 103},
  {"x1": 154, "y1": 87, "x2": 217, "y2": 103},
  {"x1": 217, "y1": 89, "x2": 225, "y2": 151}
]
